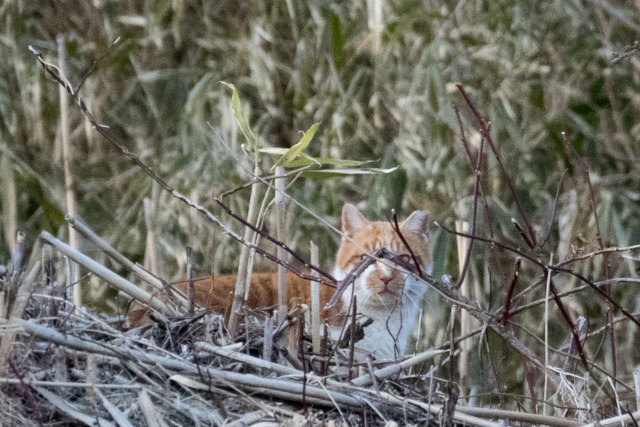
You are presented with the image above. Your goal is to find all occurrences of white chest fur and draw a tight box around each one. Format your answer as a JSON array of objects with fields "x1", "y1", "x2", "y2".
[{"x1": 331, "y1": 267, "x2": 428, "y2": 360}]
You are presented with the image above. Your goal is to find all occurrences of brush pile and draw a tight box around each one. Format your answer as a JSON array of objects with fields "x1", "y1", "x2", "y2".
[
  {"x1": 1, "y1": 218, "x2": 639, "y2": 426},
  {"x1": 0, "y1": 223, "x2": 455, "y2": 427}
]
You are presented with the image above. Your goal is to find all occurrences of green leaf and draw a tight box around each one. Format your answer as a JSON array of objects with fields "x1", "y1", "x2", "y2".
[
  {"x1": 185, "y1": 72, "x2": 214, "y2": 115},
  {"x1": 285, "y1": 157, "x2": 376, "y2": 169},
  {"x1": 273, "y1": 123, "x2": 320, "y2": 168},
  {"x1": 221, "y1": 82, "x2": 257, "y2": 148},
  {"x1": 302, "y1": 166, "x2": 398, "y2": 177}
]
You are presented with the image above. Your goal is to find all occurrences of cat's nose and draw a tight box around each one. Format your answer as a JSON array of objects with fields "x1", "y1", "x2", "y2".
[{"x1": 379, "y1": 274, "x2": 393, "y2": 285}]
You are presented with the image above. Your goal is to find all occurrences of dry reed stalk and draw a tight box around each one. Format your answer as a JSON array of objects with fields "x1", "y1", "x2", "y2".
[
  {"x1": 34, "y1": 386, "x2": 113, "y2": 427},
  {"x1": 8, "y1": 318, "x2": 363, "y2": 408},
  {"x1": 378, "y1": 391, "x2": 501, "y2": 427},
  {"x1": 227, "y1": 165, "x2": 261, "y2": 337},
  {"x1": 581, "y1": 410, "x2": 640, "y2": 427},
  {"x1": 0, "y1": 261, "x2": 39, "y2": 375},
  {"x1": 275, "y1": 166, "x2": 288, "y2": 325},
  {"x1": 544, "y1": 253, "x2": 553, "y2": 414},
  {"x1": 0, "y1": 378, "x2": 142, "y2": 389},
  {"x1": 351, "y1": 348, "x2": 447, "y2": 387},
  {"x1": 40, "y1": 231, "x2": 172, "y2": 314},
  {"x1": 195, "y1": 341, "x2": 300, "y2": 376},
  {"x1": 366, "y1": 0, "x2": 383, "y2": 54},
  {"x1": 186, "y1": 245, "x2": 194, "y2": 315},
  {"x1": 57, "y1": 34, "x2": 81, "y2": 311},
  {"x1": 453, "y1": 406, "x2": 582, "y2": 427},
  {"x1": 94, "y1": 387, "x2": 135, "y2": 427},
  {"x1": 634, "y1": 366, "x2": 640, "y2": 411},
  {"x1": 139, "y1": 388, "x2": 170, "y2": 427},
  {"x1": 263, "y1": 315, "x2": 274, "y2": 364},
  {"x1": 1, "y1": 155, "x2": 16, "y2": 255},
  {"x1": 455, "y1": 220, "x2": 471, "y2": 389},
  {"x1": 143, "y1": 197, "x2": 158, "y2": 277},
  {"x1": 310, "y1": 241, "x2": 320, "y2": 354},
  {"x1": 66, "y1": 216, "x2": 169, "y2": 295}
]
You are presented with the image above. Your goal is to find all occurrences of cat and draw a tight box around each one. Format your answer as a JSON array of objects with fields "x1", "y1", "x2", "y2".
[
  {"x1": 133, "y1": 203, "x2": 431, "y2": 360},
  {"x1": 330, "y1": 203, "x2": 431, "y2": 360}
]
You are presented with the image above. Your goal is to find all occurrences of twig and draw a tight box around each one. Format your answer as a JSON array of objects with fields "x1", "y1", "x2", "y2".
[
  {"x1": 379, "y1": 392, "x2": 502, "y2": 427},
  {"x1": 611, "y1": 40, "x2": 639, "y2": 64},
  {"x1": 455, "y1": 220, "x2": 472, "y2": 386},
  {"x1": 391, "y1": 210, "x2": 424, "y2": 278},
  {"x1": 634, "y1": 366, "x2": 640, "y2": 412},
  {"x1": 454, "y1": 406, "x2": 581, "y2": 427},
  {"x1": 501, "y1": 257, "x2": 521, "y2": 326},
  {"x1": 262, "y1": 315, "x2": 273, "y2": 365},
  {"x1": 454, "y1": 105, "x2": 508, "y2": 300},
  {"x1": 1, "y1": 155, "x2": 17, "y2": 256},
  {"x1": 216, "y1": 198, "x2": 336, "y2": 287},
  {"x1": 437, "y1": 223, "x2": 640, "y2": 328},
  {"x1": 562, "y1": 131, "x2": 615, "y2": 377},
  {"x1": 143, "y1": 190, "x2": 159, "y2": 276},
  {"x1": 557, "y1": 244, "x2": 640, "y2": 267},
  {"x1": 347, "y1": 296, "x2": 356, "y2": 381},
  {"x1": 457, "y1": 84, "x2": 537, "y2": 247}
]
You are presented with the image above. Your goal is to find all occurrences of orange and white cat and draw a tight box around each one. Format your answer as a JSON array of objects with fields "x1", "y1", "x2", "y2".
[
  {"x1": 331, "y1": 203, "x2": 431, "y2": 359},
  {"x1": 149, "y1": 203, "x2": 431, "y2": 360}
]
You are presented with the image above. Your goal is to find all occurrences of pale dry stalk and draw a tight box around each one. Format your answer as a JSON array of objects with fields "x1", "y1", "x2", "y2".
[
  {"x1": 57, "y1": 34, "x2": 81, "y2": 311},
  {"x1": 310, "y1": 241, "x2": 321, "y2": 354},
  {"x1": 455, "y1": 220, "x2": 472, "y2": 388},
  {"x1": 275, "y1": 166, "x2": 288, "y2": 325},
  {"x1": 227, "y1": 165, "x2": 261, "y2": 336}
]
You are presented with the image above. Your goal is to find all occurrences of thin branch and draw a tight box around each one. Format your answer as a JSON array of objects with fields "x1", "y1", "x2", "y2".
[
  {"x1": 390, "y1": 210, "x2": 423, "y2": 277},
  {"x1": 30, "y1": 46, "x2": 337, "y2": 291},
  {"x1": 562, "y1": 131, "x2": 615, "y2": 377},
  {"x1": 436, "y1": 223, "x2": 640, "y2": 328},
  {"x1": 456, "y1": 84, "x2": 537, "y2": 247},
  {"x1": 501, "y1": 257, "x2": 521, "y2": 326},
  {"x1": 557, "y1": 244, "x2": 640, "y2": 267}
]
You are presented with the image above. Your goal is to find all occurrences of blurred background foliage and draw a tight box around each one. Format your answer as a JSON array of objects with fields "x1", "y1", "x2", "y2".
[{"x1": 1, "y1": 0, "x2": 639, "y2": 404}]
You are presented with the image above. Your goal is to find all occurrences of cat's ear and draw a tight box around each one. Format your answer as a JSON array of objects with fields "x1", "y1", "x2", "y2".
[
  {"x1": 401, "y1": 210, "x2": 429, "y2": 235},
  {"x1": 342, "y1": 203, "x2": 367, "y2": 237}
]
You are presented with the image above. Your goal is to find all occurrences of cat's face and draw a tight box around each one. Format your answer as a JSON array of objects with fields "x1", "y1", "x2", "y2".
[{"x1": 333, "y1": 203, "x2": 431, "y2": 310}]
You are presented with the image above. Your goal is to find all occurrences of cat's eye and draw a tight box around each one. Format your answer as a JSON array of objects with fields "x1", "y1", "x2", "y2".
[{"x1": 399, "y1": 254, "x2": 411, "y2": 263}]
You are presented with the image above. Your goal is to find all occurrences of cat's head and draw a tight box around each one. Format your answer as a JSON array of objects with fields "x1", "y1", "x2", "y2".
[{"x1": 333, "y1": 203, "x2": 431, "y2": 310}]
